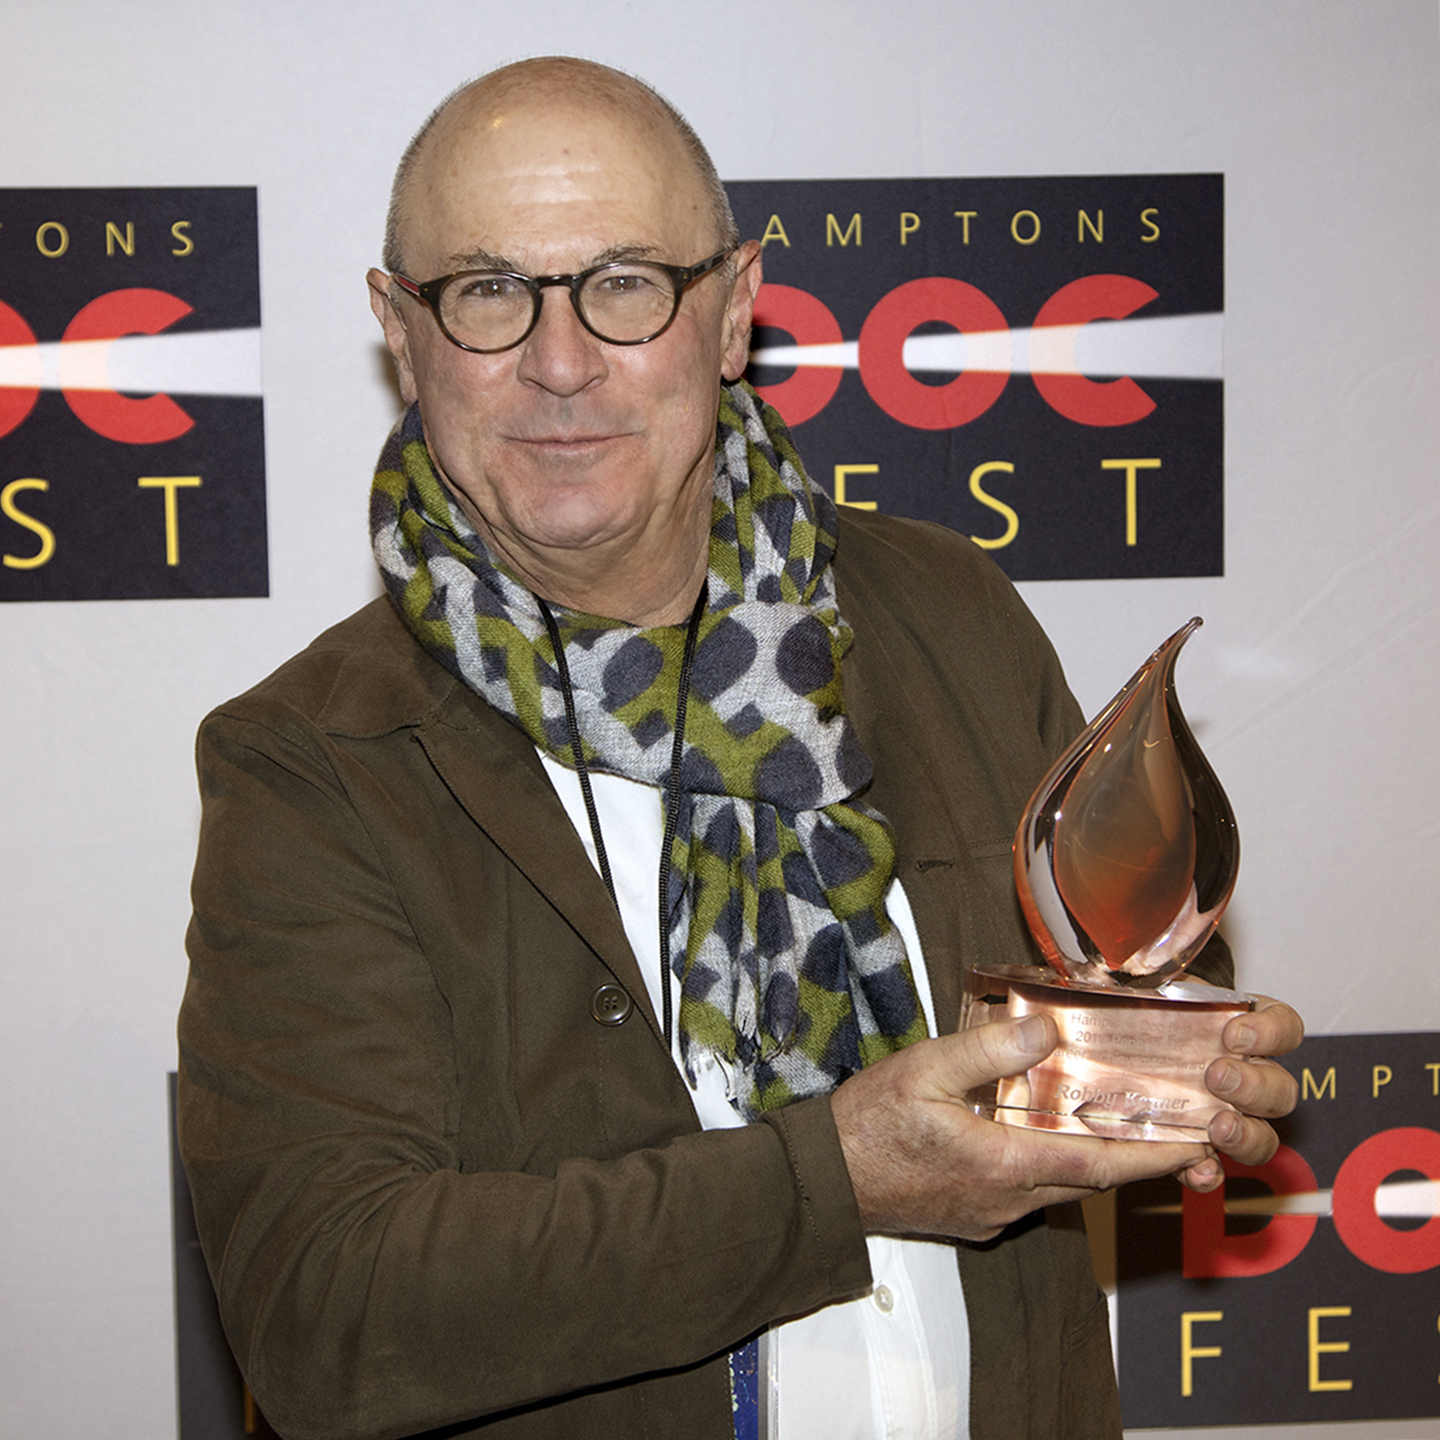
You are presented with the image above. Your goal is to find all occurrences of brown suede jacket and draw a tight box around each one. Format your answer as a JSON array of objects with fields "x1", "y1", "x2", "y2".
[{"x1": 179, "y1": 507, "x2": 1231, "y2": 1440}]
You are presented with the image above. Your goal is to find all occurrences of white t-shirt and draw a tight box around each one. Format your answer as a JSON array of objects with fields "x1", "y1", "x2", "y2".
[{"x1": 542, "y1": 755, "x2": 971, "y2": 1440}]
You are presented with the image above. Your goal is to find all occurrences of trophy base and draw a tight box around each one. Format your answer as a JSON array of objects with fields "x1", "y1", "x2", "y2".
[{"x1": 965, "y1": 966, "x2": 1254, "y2": 1142}]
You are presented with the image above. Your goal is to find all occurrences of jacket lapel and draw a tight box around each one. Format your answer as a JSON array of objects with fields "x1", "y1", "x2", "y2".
[{"x1": 415, "y1": 683, "x2": 665, "y2": 1043}]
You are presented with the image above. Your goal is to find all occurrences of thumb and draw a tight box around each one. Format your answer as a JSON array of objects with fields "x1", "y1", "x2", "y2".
[{"x1": 926, "y1": 1013, "x2": 1057, "y2": 1097}]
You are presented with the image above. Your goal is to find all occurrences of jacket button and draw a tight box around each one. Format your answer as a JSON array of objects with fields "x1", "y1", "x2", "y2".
[{"x1": 590, "y1": 984, "x2": 633, "y2": 1026}]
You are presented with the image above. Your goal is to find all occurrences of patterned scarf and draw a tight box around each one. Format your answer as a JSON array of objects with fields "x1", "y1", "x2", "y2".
[{"x1": 371, "y1": 380, "x2": 926, "y2": 1119}]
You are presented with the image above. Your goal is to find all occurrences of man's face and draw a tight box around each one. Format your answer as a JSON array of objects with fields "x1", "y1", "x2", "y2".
[{"x1": 369, "y1": 93, "x2": 760, "y2": 607}]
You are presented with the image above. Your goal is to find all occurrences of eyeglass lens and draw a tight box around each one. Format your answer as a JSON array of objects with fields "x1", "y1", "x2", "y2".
[{"x1": 441, "y1": 264, "x2": 679, "y2": 349}]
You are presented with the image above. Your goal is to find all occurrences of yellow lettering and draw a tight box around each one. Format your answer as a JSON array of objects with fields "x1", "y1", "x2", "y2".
[
  {"x1": 826, "y1": 212, "x2": 861, "y2": 247},
  {"x1": 171, "y1": 220, "x2": 194, "y2": 257},
  {"x1": 1078, "y1": 209, "x2": 1103, "y2": 243},
  {"x1": 36, "y1": 221, "x2": 69, "y2": 258},
  {"x1": 1302, "y1": 1067, "x2": 1337, "y2": 1101},
  {"x1": 1373, "y1": 1065, "x2": 1393, "y2": 1098},
  {"x1": 1100, "y1": 457, "x2": 1161, "y2": 546},
  {"x1": 105, "y1": 221, "x2": 135, "y2": 257},
  {"x1": 1181, "y1": 1311, "x2": 1223, "y2": 1398},
  {"x1": 968, "y1": 462, "x2": 1018, "y2": 549},
  {"x1": 1308, "y1": 1307, "x2": 1352, "y2": 1392},
  {"x1": 833, "y1": 464, "x2": 878, "y2": 511},
  {"x1": 2, "y1": 479, "x2": 56, "y2": 569},
  {"x1": 1141, "y1": 207, "x2": 1161, "y2": 242},
  {"x1": 1010, "y1": 210, "x2": 1041, "y2": 245},
  {"x1": 759, "y1": 214, "x2": 790, "y2": 248},
  {"x1": 137, "y1": 476, "x2": 202, "y2": 565},
  {"x1": 952, "y1": 211, "x2": 976, "y2": 244},
  {"x1": 899, "y1": 212, "x2": 920, "y2": 246},
  {"x1": 1426, "y1": 1062, "x2": 1440, "y2": 1096}
]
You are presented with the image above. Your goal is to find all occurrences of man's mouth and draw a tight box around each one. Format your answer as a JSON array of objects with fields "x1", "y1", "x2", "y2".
[{"x1": 508, "y1": 429, "x2": 633, "y2": 453}]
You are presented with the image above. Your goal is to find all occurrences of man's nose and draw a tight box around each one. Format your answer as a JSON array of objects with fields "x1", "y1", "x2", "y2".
[{"x1": 514, "y1": 285, "x2": 608, "y2": 395}]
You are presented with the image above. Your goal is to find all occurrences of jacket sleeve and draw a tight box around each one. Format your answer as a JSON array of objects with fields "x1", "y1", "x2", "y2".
[{"x1": 177, "y1": 702, "x2": 871, "y2": 1440}]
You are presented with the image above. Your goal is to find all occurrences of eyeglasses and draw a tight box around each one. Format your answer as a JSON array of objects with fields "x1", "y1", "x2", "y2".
[{"x1": 389, "y1": 249, "x2": 734, "y2": 354}]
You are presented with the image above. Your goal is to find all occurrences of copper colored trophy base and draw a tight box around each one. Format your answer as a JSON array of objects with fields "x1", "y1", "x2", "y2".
[{"x1": 965, "y1": 966, "x2": 1254, "y2": 1142}]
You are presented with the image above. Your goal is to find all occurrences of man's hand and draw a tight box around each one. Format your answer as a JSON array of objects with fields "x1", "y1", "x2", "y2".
[
  {"x1": 831, "y1": 1014, "x2": 1211, "y2": 1242},
  {"x1": 1182, "y1": 994, "x2": 1305, "y2": 1192}
]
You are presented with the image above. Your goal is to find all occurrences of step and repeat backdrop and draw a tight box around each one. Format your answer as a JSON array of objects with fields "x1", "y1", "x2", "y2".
[{"x1": 2, "y1": 4, "x2": 1437, "y2": 1438}]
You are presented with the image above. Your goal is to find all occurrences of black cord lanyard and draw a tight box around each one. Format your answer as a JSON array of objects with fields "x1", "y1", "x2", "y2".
[{"x1": 537, "y1": 585, "x2": 707, "y2": 1050}]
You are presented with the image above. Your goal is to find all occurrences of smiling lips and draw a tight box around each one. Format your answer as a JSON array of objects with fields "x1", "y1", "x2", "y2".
[{"x1": 507, "y1": 426, "x2": 636, "y2": 454}]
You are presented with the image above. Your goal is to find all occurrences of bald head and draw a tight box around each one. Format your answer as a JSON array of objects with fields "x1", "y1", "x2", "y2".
[
  {"x1": 382, "y1": 57, "x2": 737, "y2": 277},
  {"x1": 364, "y1": 53, "x2": 764, "y2": 624}
]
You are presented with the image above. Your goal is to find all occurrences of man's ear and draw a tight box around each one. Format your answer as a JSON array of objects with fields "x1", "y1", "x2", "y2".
[
  {"x1": 719, "y1": 240, "x2": 763, "y2": 382},
  {"x1": 367, "y1": 268, "x2": 419, "y2": 403}
]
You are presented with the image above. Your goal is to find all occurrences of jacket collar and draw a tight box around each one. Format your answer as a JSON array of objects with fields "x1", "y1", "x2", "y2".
[
  {"x1": 303, "y1": 584, "x2": 972, "y2": 1040},
  {"x1": 311, "y1": 597, "x2": 664, "y2": 1040}
]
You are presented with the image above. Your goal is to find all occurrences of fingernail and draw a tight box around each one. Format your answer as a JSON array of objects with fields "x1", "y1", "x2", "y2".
[
  {"x1": 1229, "y1": 1023, "x2": 1256, "y2": 1053},
  {"x1": 1212, "y1": 1061, "x2": 1242, "y2": 1096},
  {"x1": 1191, "y1": 1159, "x2": 1221, "y2": 1188},
  {"x1": 1015, "y1": 1014, "x2": 1049, "y2": 1054},
  {"x1": 1210, "y1": 1110, "x2": 1241, "y2": 1145}
]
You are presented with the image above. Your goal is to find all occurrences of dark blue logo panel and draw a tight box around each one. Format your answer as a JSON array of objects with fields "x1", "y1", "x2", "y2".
[
  {"x1": 1117, "y1": 1031, "x2": 1440, "y2": 1427},
  {"x1": 727, "y1": 174, "x2": 1223, "y2": 581},
  {"x1": 0, "y1": 187, "x2": 266, "y2": 601}
]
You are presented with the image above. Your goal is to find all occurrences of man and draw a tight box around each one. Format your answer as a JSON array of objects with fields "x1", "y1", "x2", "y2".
[{"x1": 178, "y1": 57, "x2": 1301, "y2": 1440}]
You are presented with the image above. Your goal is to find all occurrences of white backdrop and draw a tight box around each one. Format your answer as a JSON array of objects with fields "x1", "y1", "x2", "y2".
[{"x1": 2, "y1": 3, "x2": 1436, "y2": 1436}]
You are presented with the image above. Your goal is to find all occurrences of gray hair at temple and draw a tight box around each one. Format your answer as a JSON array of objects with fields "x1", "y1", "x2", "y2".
[{"x1": 380, "y1": 57, "x2": 740, "y2": 278}]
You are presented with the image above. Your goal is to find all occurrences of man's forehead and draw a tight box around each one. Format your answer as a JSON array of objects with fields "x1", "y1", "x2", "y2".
[
  {"x1": 403, "y1": 93, "x2": 710, "y2": 269},
  {"x1": 420, "y1": 70, "x2": 680, "y2": 181}
]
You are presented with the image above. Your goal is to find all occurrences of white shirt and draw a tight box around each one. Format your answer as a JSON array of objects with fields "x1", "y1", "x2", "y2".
[{"x1": 542, "y1": 755, "x2": 971, "y2": 1440}]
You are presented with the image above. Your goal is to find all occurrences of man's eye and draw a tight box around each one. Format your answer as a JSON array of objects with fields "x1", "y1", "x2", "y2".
[
  {"x1": 455, "y1": 274, "x2": 526, "y2": 302},
  {"x1": 593, "y1": 269, "x2": 661, "y2": 295}
]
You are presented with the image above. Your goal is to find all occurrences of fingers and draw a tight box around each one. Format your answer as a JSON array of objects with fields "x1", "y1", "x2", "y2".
[
  {"x1": 1151, "y1": 1108, "x2": 1286, "y2": 1191},
  {"x1": 1180, "y1": 1155, "x2": 1225, "y2": 1192},
  {"x1": 1176, "y1": 1106, "x2": 1280, "y2": 1189},
  {"x1": 911, "y1": 1120, "x2": 1206, "y2": 1238},
  {"x1": 947, "y1": 1012, "x2": 1057, "y2": 1090},
  {"x1": 958, "y1": 1126, "x2": 1210, "y2": 1239},
  {"x1": 884, "y1": 1015, "x2": 1060, "y2": 1106},
  {"x1": 833, "y1": 1017, "x2": 1212, "y2": 1242},
  {"x1": 1204, "y1": 995, "x2": 1303, "y2": 1153},
  {"x1": 1200, "y1": 994, "x2": 1302, "y2": 1169},
  {"x1": 1206, "y1": 1051, "x2": 1298, "y2": 1120},
  {"x1": 1084, "y1": 1132, "x2": 1212, "y2": 1192},
  {"x1": 1223, "y1": 995, "x2": 1304, "y2": 1059},
  {"x1": 935, "y1": 1020, "x2": 1210, "y2": 1193},
  {"x1": 1181, "y1": 995, "x2": 1306, "y2": 1189},
  {"x1": 1205, "y1": 1104, "x2": 1282, "y2": 1167}
]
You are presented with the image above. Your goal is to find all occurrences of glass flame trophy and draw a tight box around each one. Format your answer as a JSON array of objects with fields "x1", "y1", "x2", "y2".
[{"x1": 966, "y1": 618, "x2": 1251, "y2": 1142}]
